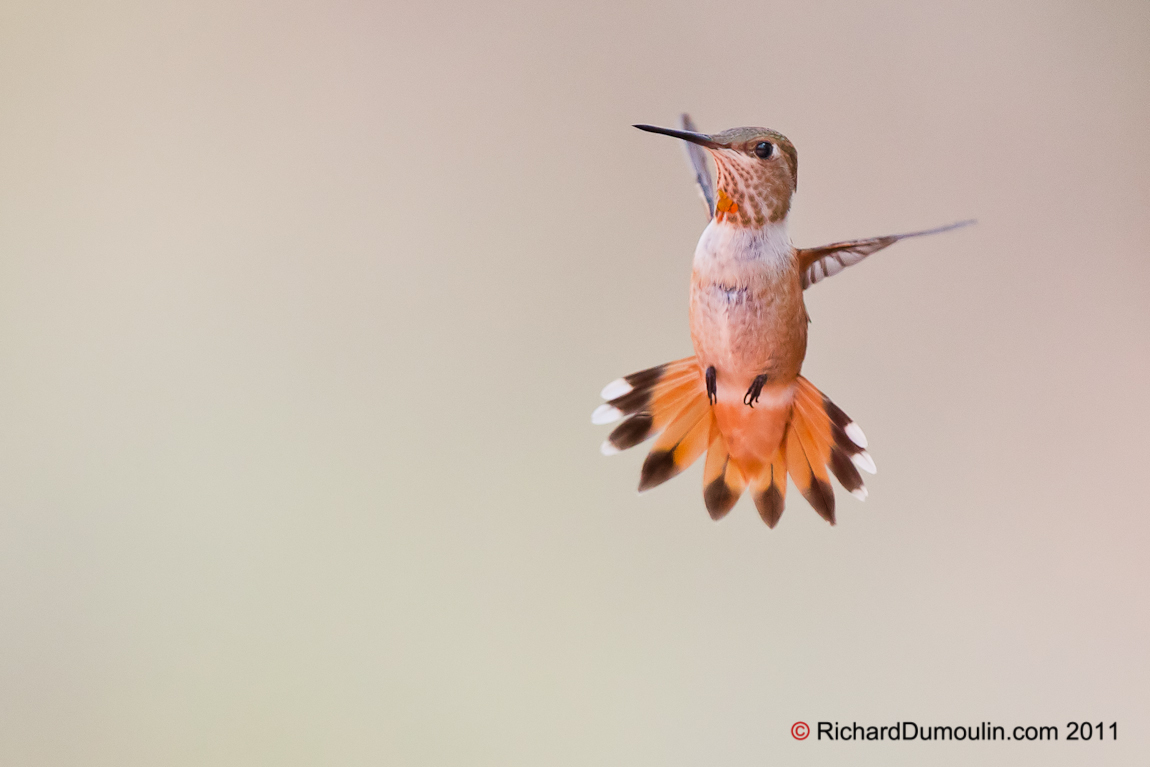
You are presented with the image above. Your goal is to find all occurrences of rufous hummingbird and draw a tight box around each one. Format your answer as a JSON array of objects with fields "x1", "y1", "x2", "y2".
[{"x1": 593, "y1": 115, "x2": 971, "y2": 527}]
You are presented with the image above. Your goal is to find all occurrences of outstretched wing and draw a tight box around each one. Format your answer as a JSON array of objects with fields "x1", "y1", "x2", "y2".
[
  {"x1": 679, "y1": 113, "x2": 715, "y2": 219},
  {"x1": 798, "y1": 220, "x2": 975, "y2": 289}
]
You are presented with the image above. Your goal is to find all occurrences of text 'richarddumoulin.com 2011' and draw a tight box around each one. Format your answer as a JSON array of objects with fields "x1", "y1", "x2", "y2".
[{"x1": 814, "y1": 721, "x2": 1117, "y2": 742}]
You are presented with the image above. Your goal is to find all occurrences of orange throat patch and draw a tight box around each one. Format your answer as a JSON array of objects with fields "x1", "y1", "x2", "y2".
[{"x1": 715, "y1": 189, "x2": 739, "y2": 222}]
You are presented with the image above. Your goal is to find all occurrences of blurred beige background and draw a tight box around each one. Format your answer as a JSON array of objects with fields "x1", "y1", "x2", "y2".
[{"x1": 1, "y1": 1, "x2": 1147, "y2": 765}]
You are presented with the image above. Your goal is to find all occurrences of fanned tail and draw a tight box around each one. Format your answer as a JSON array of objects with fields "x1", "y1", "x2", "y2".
[{"x1": 594, "y1": 364, "x2": 874, "y2": 526}]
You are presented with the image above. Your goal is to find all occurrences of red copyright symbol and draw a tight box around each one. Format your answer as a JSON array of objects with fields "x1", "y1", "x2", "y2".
[{"x1": 791, "y1": 721, "x2": 810, "y2": 740}]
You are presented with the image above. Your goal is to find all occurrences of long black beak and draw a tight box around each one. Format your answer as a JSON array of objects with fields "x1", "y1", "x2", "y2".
[{"x1": 633, "y1": 124, "x2": 726, "y2": 149}]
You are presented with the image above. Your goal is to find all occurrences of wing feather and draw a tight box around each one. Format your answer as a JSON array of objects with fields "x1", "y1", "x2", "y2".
[
  {"x1": 797, "y1": 219, "x2": 975, "y2": 289},
  {"x1": 679, "y1": 113, "x2": 715, "y2": 219}
]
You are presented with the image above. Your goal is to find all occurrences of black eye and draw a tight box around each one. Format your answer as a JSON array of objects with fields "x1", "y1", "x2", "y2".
[{"x1": 754, "y1": 141, "x2": 773, "y2": 159}]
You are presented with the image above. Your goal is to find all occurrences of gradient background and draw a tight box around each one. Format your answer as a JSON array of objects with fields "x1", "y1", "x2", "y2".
[{"x1": 1, "y1": 1, "x2": 1147, "y2": 765}]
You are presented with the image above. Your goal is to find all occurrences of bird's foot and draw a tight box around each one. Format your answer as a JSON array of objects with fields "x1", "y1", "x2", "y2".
[
  {"x1": 743, "y1": 374, "x2": 768, "y2": 407},
  {"x1": 705, "y1": 366, "x2": 717, "y2": 405}
]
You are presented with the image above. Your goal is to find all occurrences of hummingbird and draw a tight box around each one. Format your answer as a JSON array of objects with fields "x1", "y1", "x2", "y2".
[{"x1": 593, "y1": 115, "x2": 972, "y2": 527}]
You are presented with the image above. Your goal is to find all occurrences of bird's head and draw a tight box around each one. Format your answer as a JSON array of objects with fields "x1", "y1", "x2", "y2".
[{"x1": 635, "y1": 124, "x2": 798, "y2": 227}]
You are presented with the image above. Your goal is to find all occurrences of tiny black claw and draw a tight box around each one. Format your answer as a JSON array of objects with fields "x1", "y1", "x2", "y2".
[
  {"x1": 705, "y1": 366, "x2": 717, "y2": 405},
  {"x1": 744, "y1": 374, "x2": 768, "y2": 407}
]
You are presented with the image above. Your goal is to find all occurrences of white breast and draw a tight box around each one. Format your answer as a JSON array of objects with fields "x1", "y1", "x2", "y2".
[{"x1": 693, "y1": 218, "x2": 793, "y2": 275}]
